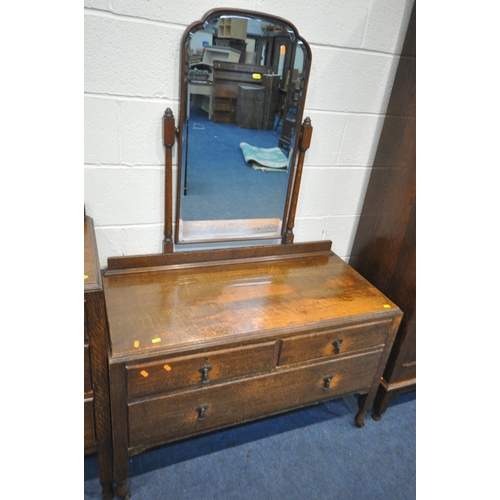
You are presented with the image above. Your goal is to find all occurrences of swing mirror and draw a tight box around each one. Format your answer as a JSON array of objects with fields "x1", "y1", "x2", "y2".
[{"x1": 173, "y1": 9, "x2": 311, "y2": 246}]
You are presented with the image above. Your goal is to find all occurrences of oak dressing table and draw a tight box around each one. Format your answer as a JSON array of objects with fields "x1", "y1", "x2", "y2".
[
  {"x1": 94, "y1": 10, "x2": 403, "y2": 499},
  {"x1": 103, "y1": 242, "x2": 402, "y2": 499}
]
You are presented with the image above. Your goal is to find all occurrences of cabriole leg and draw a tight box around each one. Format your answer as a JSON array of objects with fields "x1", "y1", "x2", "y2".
[
  {"x1": 354, "y1": 410, "x2": 366, "y2": 428},
  {"x1": 355, "y1": 394, "x2": 368, "y2": 428},
  {"x1": 115, "y1": 481, "x2": 131, "y2": 500}
]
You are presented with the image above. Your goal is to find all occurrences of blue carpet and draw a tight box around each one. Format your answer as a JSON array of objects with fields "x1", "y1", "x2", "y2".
[
  {"x1": 180, "y1": 107, "x2": 290, "y2": 221},
  {"x1": 84, "y1": 392, "x2": 416, "y2": 499}
]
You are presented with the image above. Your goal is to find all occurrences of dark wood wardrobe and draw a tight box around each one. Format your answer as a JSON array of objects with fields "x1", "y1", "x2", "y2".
[{"x1": 349, "y1": 3, "x2": 416, "y2": 419}]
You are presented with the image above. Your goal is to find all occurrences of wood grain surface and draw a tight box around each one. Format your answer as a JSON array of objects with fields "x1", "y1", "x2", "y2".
[{"x1": 103, "y1": 251, "x2": 398, "y2": 360}]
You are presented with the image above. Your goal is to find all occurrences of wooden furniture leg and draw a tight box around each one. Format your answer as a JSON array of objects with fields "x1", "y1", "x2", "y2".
[
  {"x1": 110, "y1": 365, "x2": 131, "y2": 499},
  {"x1": 372, "y1": 382, "x2": 416, "y2": 421},
  {"x1": 355, "y1": 394, "x2": 368, "y2": 428},
  {"x1": 115, "y1": 482, "x2": 131, "y2": 500}
]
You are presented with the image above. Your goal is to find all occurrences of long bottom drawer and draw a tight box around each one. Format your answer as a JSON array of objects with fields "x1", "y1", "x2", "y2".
[{"x1": 128, "y1": 349, "x2": 382, "y2": 449}]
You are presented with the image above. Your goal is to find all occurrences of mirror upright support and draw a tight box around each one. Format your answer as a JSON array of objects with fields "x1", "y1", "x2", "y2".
[
  {"x1": 163, "y1": 108, "x2": 176, "y2": 253},
  {"x1": 282, "y1": 116, "x2": 313, "y2": 244}
]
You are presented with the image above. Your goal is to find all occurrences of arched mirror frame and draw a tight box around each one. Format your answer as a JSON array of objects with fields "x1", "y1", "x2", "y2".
[{"x1": 162, "y1": 9, "x2": 313, "y2": 253}]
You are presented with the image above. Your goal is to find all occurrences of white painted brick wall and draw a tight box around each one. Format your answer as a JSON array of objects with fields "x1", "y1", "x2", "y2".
[{"x1": 84, "y1": 0, "x2": 415, "y2": 268}]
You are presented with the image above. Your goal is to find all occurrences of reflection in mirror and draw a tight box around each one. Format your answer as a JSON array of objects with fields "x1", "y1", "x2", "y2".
[{"x1": 176, "y1": 11, "x2": 311, "y2": 245}]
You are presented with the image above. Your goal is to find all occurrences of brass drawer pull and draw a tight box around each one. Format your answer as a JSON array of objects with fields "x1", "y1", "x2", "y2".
[
  {"x1": 323, "y1": 374, "x2": 334, "y2": 390},
  {"x1": 198, "y1": 364, "x2": 212, "y2": 384},
  {"x1": 332, "y1": 338, "x2": 343, "y2": 354},
  {"x1": 196, "y1": 404, "x2": 209, "y2": 421}
]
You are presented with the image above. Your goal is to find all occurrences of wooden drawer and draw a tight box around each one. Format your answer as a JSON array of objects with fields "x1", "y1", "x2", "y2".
[
  {"x1": 126, "y1": 341, "x2": 276, "y2": 399},
  {"x1": 84, "y1": 398, "x2": 96, "y2": 453},
  {"x1": 84, "y1": 344, "x2": 92, "y2": 395},
  {"x1": 127, "y1": 349, "x2": 382, "y2": 449},
  {"x1": 278, "y1": 320, "x2": 390, "y2": 366}
]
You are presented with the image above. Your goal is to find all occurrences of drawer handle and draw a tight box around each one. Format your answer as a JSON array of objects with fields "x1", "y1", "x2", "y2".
[
  {"x1": 323, "y1": 374, "x2": 334, "y2": 390},
  {"x1": 198, "y1": 364, "x2": 212, "y2": 384},
  {"x1": 332, "y1": 338, "x2": 343, "y2": 354},
  {"x1": 196, "y1": 404, "x2": 209, "y2": 421}
]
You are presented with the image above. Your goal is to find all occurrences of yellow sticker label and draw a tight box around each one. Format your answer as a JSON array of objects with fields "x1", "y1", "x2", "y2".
[
  {"x1": 134, "y1": 341, "x2": 139, "y2": 348},
  {"x1": 140, "y1": 370, "x2": 148, "y2": 378},
  {"x1": 383, "y1": 304, "x2": 391, "y2": 309},
  {"x1": 164, "y1": 364, "x2": 172, "y2": 371},
  {"x1": 152, "y1": 338, "x2": 161, "y2": 344},
  {"x1": 84, "y1": 275, "x2": 88, "y2": 280},
  {"x1": 252, "y1": 73, "x2": 262, "y2": 80}
]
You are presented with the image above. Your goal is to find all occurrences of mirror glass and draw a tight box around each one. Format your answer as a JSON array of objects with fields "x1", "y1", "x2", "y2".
[{"x1": 176, "y1": 10, "x2": 310, "y2": 245}]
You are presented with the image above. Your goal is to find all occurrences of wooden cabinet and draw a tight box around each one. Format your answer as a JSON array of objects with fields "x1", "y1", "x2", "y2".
[
  {"x1": 84, "y1": 319, "x2": 96, "y2": 453},
  {"x1": 349, "y1": 4, "x2": 416, "y2": 419},
  {"x1": 101, "y1": 241, "x2": 402, "y2": 499},
  {"x1": 235, "y1": 84, "x2": 265, "y2": 129},
  {"x1": 212, "y1": 61, "x2": 274, "y2": 125},
  {"x1": 84, "y1": 215, "x2": 114, "y2": 500},
  {"x1": 84, "y1": 215, "x2": 102, "y2": 454}
]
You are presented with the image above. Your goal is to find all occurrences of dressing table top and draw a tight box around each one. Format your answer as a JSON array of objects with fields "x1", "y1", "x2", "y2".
[{"x1": 103, "y1": 243, "x2": 399, "y2": 361}]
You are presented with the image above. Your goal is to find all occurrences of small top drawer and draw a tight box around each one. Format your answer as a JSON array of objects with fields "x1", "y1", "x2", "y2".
[
  {"x1": 278, "y1": 320, "x2": 390, "y2": 366},
  {"x1": 127, "y1": 341, "x2": 276, "y2": 399}
]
